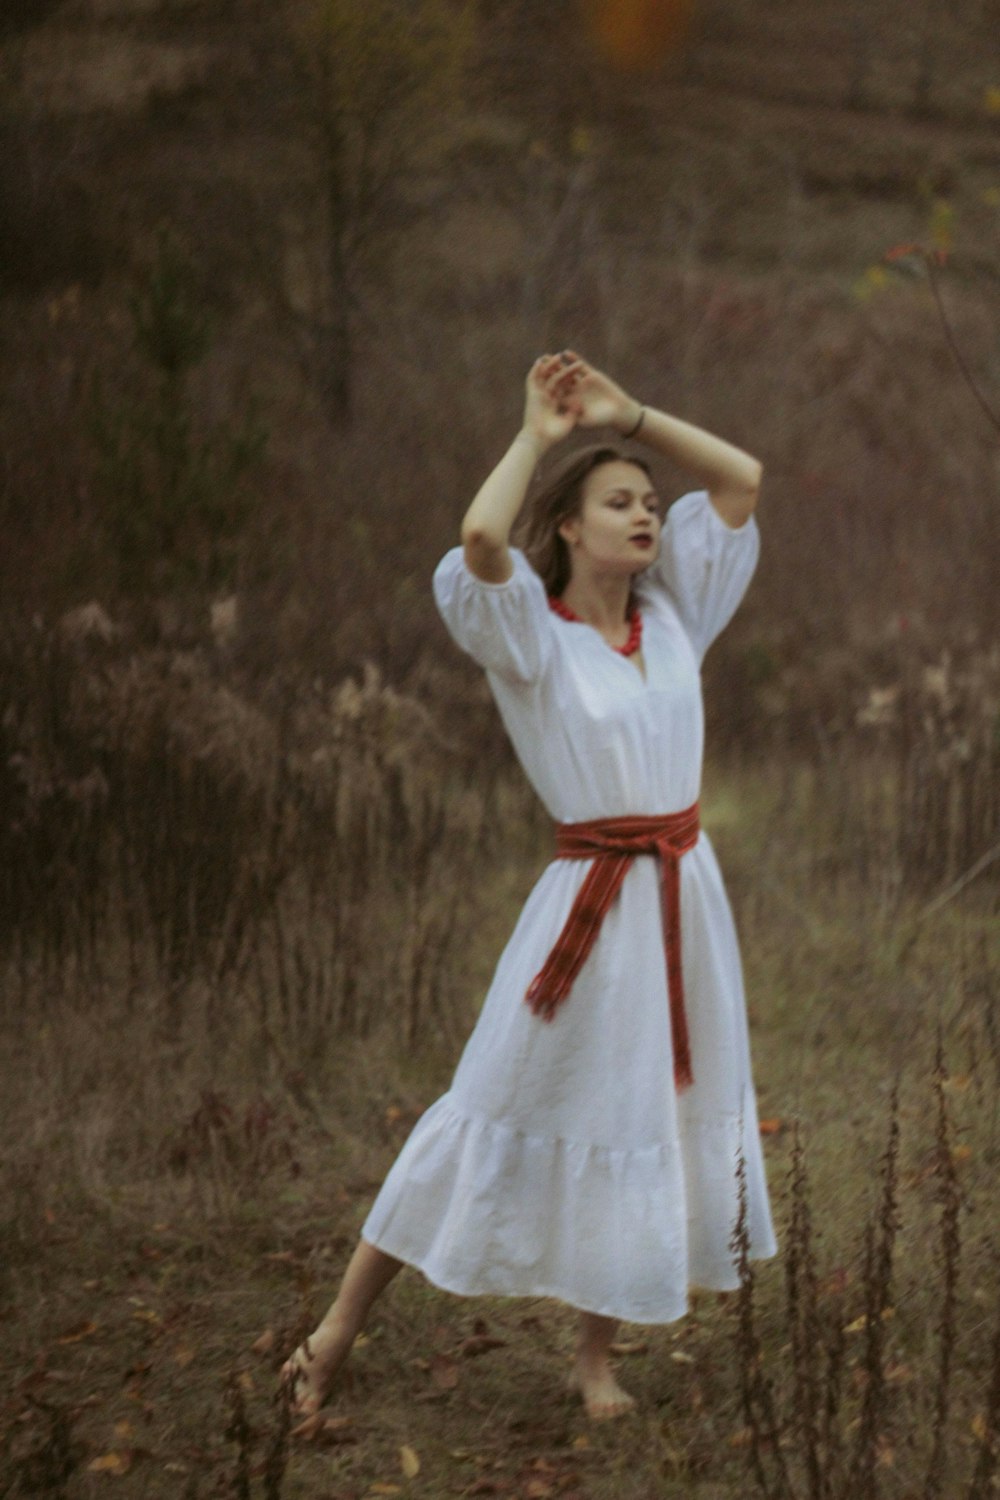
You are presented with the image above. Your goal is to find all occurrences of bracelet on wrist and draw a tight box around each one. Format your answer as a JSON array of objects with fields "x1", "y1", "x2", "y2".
[{"x1": 621, "y1": 404, "x2": 645, "y2": 440}]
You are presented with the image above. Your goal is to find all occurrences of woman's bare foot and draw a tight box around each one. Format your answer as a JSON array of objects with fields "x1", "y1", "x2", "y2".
[
  {"x1": 281, "y1": 1312, "x2": 356, "y2": 1418},
  {"x1": 568, "y1": 1358, "x2": 637, "y2": 1421}
]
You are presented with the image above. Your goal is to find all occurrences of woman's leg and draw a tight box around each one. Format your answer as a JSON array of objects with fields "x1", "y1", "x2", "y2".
[
  {"x1": 570, "y1": 1310, "x2": 637, "y2": 1420},
  {"x1": 282, "y1": 1238, "x2": 404, "y2": 1416}
]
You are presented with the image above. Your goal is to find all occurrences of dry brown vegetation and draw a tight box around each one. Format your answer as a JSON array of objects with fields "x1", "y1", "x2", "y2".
[{"x1": 2, "y1": 0, "x2": 1000, "y2": 1495}]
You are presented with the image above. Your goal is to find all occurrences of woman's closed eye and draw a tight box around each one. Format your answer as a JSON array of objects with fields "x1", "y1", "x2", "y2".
[{"x1": 607, "y1": 494, "x2": 658, "y2": 512}]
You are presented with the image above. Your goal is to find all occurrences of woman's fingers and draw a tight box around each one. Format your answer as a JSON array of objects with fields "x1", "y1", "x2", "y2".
[
  {"x1": 534, "y1": 350, "x2": 587, "y2": 375},
  {"x1": 527, "y1": 352, "x2": 587, "y2": 424},
  {"x1": 542, "y1": 359, "x2": 584, "y2": 395}
]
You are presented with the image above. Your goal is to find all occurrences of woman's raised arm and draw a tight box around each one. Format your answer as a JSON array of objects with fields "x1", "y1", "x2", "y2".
[
  {"x1": 568, "y1": 358, "x2": 763, "y2": 530},
  {"x1": 461, "y1": 355, "x2": 583, "y2": 582}
]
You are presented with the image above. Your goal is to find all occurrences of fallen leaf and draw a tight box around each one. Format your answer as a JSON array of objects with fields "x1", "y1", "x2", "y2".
[
  {"x1": 56, "y1": 1320, "x2": 99, "y2": 1344},
  {"x1": 88, "y1": 1451, "x2": 133, "y2": 1475},
  {"x1": 729, "y1": 1426, "x2": 754, "y2": 1448},
  {"x1": 251, "y1": 1329, "x2": 276, "y2": 1356},
  {"x1": 609, "y1": 1338, "x2": 647, "y2": 1356},
  {"x1": 430, "y1": 1352, "x2": 459, "y2": 1390},
  {"x1": 943, "y1": 1074, "x2": 972, "y2": 1092},
  {"x1": 368, "y1": 1485, "x2": 403, "y2": 1497},
  {"x1": 523, "y1": 1482, "x2": 553, "y2": 1499},
  {"x1": 670, "y1": 1350, "x2": 695, "y2": 1365},
  {"x1": 292, "y1": 1412, "x2": 357, "y2": 1444},
  {"x1": 174, "y1": 1345, "x2": 196, "y2": 1369},
  {"x1": 385, "y1": 1105, "x2": 404, "y2": 1125},
  {"x1": 399, "y1": 1444, "x2": 420, "y2": 1478},
  {"x1": 876, "y1": 1437, "x2": 895, "y2": 1469},
  {"x1": 571, "y1": 1435, "x2": 591, "y2": 1450},
  {"x1": 661, "y1": 1440, "x2": 687, "y2": 1471},
  {"x1": 844, "y1": 1308, "x2": 894, "y2": 1334},
  {"x1": 458, "y1": 1335, "x2": 507, "y2": 1359},
  {"x1": 758, "y1": 1118, "x2": 787, "y2": 1136},
  {"x1": 113, "y1": 1421, "x2": 134, "y2": 1439},
  {"x1": 972, "y1": 1413, "x2": 990, "y2": 1441},
  {"x1": 952, "y1": 1144, "x2": 973, "y2": 1164}
]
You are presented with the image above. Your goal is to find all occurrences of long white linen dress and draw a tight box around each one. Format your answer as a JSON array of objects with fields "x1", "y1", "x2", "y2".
[{"x1": 361, "y1": 489, "x2": 777, "y2": 1323}]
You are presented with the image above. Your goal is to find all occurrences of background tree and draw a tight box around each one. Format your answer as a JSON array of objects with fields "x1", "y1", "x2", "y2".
[
  {"x1": 89, "y1": 229, "x2": 265, "y2": 603},
  {"x1": 280, "y1": 0, "x2": 474, "y2": 418}
]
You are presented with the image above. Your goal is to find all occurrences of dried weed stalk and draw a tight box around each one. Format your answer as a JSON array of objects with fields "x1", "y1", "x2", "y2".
[
  {"x1": 784, "y1": 1122, "x2": 823, "y2": 1499},
  {"x1": 733, "y1": 1148, "x2": 796, "y2": 1500},
  {"x1": 847, "y1": 1083, "x2": 900, "y2": 1498},
  {"x1": 737, "y1": 1067, "x2": 1000, "y2": 1500},
  {"x1": 924, "y1": 1033, "x2": 963, "y2": 1499},
  {"x1": 967, "y1": 1264, "x2": 1000, "y2": 1500},
  {"x1": 224, "y1": 1374, "x2": 255, "y2": 1500}
]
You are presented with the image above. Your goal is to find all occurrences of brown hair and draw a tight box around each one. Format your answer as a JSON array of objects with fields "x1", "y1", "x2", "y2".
[{"x1": 514, "y1": 444, "x2": 654, "y2": 597}]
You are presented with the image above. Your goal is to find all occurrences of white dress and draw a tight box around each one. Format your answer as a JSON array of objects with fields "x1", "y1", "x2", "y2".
[{"x1": 361, "y1": 489, "x2": 777, "y2": 1323}]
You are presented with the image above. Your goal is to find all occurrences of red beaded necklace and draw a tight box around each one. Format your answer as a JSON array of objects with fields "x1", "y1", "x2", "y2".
[{"x1": 548, "y1": 595, "x2": 643, "y2": 657}]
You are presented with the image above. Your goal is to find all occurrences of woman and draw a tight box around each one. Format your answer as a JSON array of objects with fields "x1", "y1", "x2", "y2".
[{"x1": 283, "y1": 352, "x2": 777, "y2": 1422}]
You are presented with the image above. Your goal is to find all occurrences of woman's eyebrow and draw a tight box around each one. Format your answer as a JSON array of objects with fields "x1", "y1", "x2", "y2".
[{"x1": 602, "y1": 485, "x2": 659, "y2": 500}]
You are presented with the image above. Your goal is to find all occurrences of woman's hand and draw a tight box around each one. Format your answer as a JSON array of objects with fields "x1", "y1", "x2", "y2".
[
  {"x1": 521, "y1": 353, "x2": 585, "y2": 449},
  {"x1": 461, "y1": 353, "x2": 584, "y2": 583},
  {"x1": 562, "y1": 355, "x2": 640, "y2": 434}
]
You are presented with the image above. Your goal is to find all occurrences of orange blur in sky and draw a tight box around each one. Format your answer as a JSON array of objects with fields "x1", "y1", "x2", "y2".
[{"x1": 583, "y1": 0, "x2": 694, "y2": 72}]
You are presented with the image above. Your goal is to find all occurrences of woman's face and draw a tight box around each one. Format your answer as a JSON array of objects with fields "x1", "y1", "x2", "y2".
[{"x1": 559, "y1": 461, "x2": 661, "y2": 580}]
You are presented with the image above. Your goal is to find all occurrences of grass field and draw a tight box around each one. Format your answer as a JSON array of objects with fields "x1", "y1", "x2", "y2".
[{"x1": 3, "y1": 752, "x2": 998, "y2": 1500}]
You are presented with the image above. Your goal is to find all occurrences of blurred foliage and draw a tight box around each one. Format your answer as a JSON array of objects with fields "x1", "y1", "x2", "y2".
[
  {"x1": 88, "y1": 229, "x2": 265, "y2": 598},
  {"x1": 0, "y1": 0, "x2": 64, "y2": 42},
  {"x1": 283, "y1": 0, "x2": 474, "y2": 412},
  {"x1": 0, "y1": 616, "x2": 506, "y2": 1049},
  {"x1": 0, "y1": 79, "x2": 105, "y2": 294}
]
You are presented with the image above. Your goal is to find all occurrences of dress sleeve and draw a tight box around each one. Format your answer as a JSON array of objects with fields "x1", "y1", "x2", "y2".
[
  {"x1": 433, "y1": 546, "x2": 554, "y2": 683},
  {"x1": 643, "y1": 489, "x2": 760, "y2": 662}
]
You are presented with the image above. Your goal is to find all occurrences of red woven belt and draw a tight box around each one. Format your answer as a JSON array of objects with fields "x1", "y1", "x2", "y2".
[{"x1": 525, "y1": 804, "x2": 701, "y2": 1090}]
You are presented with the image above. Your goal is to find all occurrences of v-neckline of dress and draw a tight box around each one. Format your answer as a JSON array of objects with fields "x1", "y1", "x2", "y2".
[
  {"x1": 554, "y1": 611, "x2": 651, "y2": 687},
  {"x1": 548, "y1": 603, "x2": 650, "y2": 687}
]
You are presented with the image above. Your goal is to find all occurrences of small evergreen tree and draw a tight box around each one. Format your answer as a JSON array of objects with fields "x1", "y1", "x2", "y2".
[{"x1": 90, "y1": 229, "x2": 265, "y2": 600}]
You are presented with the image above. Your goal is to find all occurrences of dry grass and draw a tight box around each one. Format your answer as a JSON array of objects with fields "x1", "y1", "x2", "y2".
[{"x1": 1, "y1": 670, "x2": 999, "y2": 1497}]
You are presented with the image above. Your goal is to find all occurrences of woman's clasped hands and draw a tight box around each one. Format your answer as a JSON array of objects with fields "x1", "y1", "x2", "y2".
[{"x1": 523, "y1": 352, "x2": 642, "y2": 450}]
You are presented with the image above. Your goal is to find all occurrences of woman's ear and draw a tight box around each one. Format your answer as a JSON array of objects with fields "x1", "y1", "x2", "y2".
[{"x1": 557, "y1": 515, "x2": 579, "y2": 547}]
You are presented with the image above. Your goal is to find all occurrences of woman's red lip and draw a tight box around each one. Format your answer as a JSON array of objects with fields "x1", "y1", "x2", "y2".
[{"x1": 631, "y1": 535, "x2": 653, "y2": 545}]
